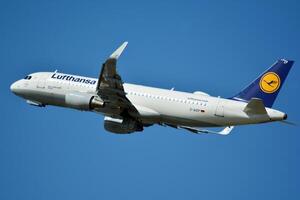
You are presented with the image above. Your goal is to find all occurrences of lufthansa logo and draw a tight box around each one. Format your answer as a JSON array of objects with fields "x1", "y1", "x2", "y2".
[{"x1": 259, "y1": 72, "x2": 281, "y2": 93}]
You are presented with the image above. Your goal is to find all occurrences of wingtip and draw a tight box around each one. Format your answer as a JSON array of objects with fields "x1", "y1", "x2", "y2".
[
  {"x1": 219, "y1": 126, "x2": 234, "y2": 135},
  {"x1": 109, "y1": 41, "x2": 129, "y2": 59}
]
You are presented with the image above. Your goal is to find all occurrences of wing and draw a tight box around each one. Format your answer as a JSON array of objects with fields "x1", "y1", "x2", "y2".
[
  {"x1": 180, "y1": 125, "x2": 234, "y2": 135},
  {"x1": 162, "y1": 123, "x2": 234, "y2": 135},
  {"x1": 96, "y1": 42, "x2": 137, "y2": 116}
]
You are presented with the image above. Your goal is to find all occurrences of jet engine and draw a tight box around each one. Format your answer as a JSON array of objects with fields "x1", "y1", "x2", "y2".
[
  {"x1": 65, "y1": 92, "x2": 104, "y2": 111},
  {"x1": 104, "y1": 116, "x2": 143, "y2": 134}
]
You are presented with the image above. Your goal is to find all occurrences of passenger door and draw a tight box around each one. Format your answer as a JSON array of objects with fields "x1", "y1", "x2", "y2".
[
  {"x1": 215, "y1": 97, "x2": 224, "y2": 117},
  {"x1": 37, "y1": 79, "x2": 46, "y2": 89}
]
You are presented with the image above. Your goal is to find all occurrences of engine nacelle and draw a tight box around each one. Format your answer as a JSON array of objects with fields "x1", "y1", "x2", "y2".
[
  {"x1": 65, "y1": 92, "x2": 104, "y2": 110},
  {"x1": 104, "y1": 116, "x2": 143, "y2": 134}
]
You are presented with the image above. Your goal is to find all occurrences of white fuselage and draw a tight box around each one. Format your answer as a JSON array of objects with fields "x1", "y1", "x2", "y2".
[{"x1": 10, "y1": 72, "x2": 286, "y2": 127}]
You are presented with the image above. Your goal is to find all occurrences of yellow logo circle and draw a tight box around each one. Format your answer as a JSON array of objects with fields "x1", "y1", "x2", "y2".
[{"x1": 259, "y1": 72, "x2": 281, "y2": 93}]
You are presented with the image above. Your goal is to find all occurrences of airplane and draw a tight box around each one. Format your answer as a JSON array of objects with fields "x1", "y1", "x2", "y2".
[{"x1": 10, "y1": 42, "x2": 294, "y2": 135}]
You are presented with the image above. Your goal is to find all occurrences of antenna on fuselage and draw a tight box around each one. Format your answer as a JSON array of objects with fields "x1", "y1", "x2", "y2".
[{"x1": 54, "y1": 69, "x2": 58, "y2": 73}]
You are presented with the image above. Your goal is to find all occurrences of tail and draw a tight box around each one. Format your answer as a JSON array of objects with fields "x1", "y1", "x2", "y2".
[{"x1": 231, "y1": 59, "x2": 294, "y2": 108}]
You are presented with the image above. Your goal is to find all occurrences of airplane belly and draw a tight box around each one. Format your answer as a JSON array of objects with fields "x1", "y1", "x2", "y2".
[
  {"x1": 33, "y1": 89, "x2": 66, "y2": 106},
  {"x1": 130, "y1": 96, "x2": 219, "y2": 127}
]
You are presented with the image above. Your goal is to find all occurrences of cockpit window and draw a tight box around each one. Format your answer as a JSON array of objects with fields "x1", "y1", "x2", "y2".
[{"x1": 24, "y1": 75, "x2": 32, "y2": 80}]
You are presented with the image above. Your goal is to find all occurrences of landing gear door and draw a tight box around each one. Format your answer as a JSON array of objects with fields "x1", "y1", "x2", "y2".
[{"x1": 215, "y1": 97, "x2": 224, "y2": 117}]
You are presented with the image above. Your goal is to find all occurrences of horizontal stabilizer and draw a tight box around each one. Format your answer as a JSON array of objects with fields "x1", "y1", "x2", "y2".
[
  {"x1": 279, "y1": 120, "x2": 297, "y2": 126},
  {"x1": 244, "y1": 98, "x2": 267, "y2": 115}
]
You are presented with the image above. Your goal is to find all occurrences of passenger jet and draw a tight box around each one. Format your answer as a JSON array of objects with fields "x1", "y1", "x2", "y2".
[{"x1": 10, "y1": 42, "x2": 294, "y2": 135}]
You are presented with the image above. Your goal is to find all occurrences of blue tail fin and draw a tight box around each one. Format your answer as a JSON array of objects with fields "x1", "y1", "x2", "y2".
[{"x1": 231, "y1": 59, "x2": 294, "y2": 108}]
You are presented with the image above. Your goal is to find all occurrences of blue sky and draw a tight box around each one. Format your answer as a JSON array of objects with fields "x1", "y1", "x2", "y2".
[{"x1": 1, "y1": 0, "x2": 299, "y2": 199}]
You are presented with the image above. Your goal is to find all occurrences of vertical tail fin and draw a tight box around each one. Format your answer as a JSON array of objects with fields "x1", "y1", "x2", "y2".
[{"x1": 232, "y1": 59, "x2": 294, "y2": 108}]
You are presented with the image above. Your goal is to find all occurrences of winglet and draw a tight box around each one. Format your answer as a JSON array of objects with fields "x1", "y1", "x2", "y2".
[
  {"x1": 218, "y1": 126, "x2": 234, "y2": 135},
  {"x1": 109, "y1": 41, "x2": 128, "y2": 59}
]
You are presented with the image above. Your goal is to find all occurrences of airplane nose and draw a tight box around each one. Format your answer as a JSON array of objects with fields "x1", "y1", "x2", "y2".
[{"x1": 10, "y1": 81, "x2": 19, "y2": 94}]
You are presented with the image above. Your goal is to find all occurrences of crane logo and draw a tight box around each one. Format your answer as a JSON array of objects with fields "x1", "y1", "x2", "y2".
[{"x1": 259, "y1": 72, "x2": 281, "y2": 93}]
